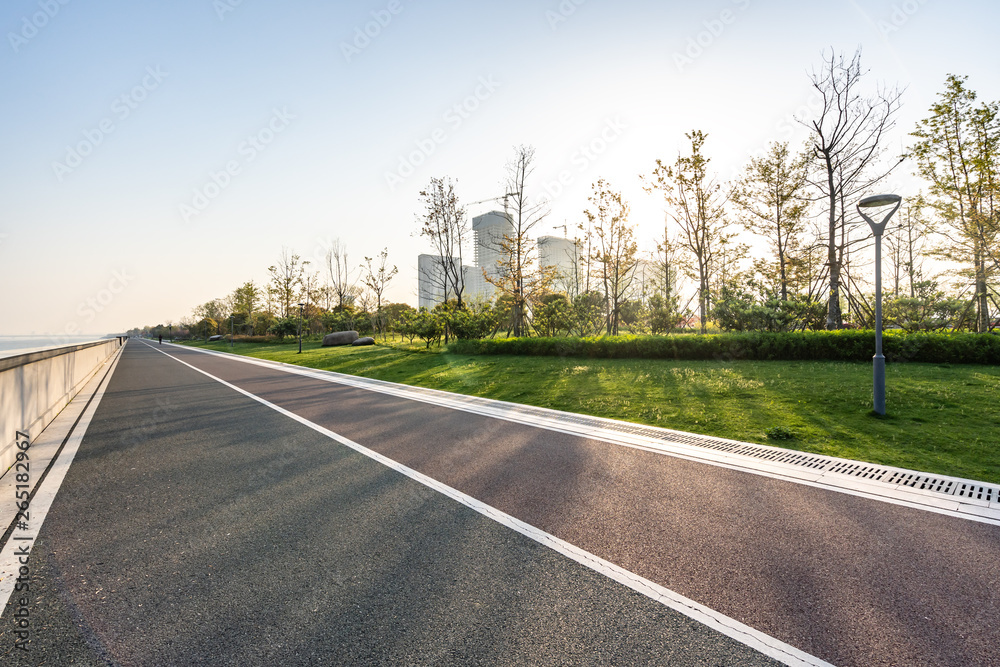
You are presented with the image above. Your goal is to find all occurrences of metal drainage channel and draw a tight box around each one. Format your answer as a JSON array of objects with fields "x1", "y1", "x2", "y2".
[
  {"x1": 518, "y1": 401, "x2": 997, "y2": 505},
  {"x1": 341, "y1": 376, "x2": 999, "y2": 507}
]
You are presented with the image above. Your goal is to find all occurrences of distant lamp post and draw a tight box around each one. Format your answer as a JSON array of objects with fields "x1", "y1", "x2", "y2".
[
  {"x1": 230, "y1": 314, "x2": 234, "y2": 349},
  {"x1": 297, "y1": 303, "x2": 305, "y2": 354},
  {"x1": 857, "y1": 193, "x2": 902, "y2": 416}
]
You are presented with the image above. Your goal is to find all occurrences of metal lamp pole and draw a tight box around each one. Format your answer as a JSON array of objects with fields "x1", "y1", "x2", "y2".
[
  {"x1": 857, "y1": 194, "x2": 902, "y2": 416},
  {"x1": 297, "y1": 302, "x2": 305, "y2": 354}
]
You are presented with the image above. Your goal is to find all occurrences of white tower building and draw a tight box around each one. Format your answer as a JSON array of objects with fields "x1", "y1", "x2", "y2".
[
  {"x1": 537, "y1": 235, "x2": 580, "y2": 296},
  {"x1": 471, "y1": 210, "x2": 514, "y2": 301}
]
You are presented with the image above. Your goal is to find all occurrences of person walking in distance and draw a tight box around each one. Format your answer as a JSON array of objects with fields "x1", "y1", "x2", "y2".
[{"x1": 158, "y1": 335, "x2": 162, "y2": 345}]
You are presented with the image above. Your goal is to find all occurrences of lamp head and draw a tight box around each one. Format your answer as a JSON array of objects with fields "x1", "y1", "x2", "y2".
[{"x1": 859, "y1": 194, "x2": 901, "y2": 208}]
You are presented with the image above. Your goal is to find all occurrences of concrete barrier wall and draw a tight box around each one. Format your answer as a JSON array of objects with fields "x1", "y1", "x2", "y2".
[{"x1": 0, "y1": 338, "x2": 123, "y2": 474}]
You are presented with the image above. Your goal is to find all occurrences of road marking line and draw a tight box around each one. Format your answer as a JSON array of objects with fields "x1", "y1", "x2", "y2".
[
  {"x1": 0, "y1": 344, "x2": 124, "y2": 611},
  {"x1": 144, "y1": 341, "x2": 833, "y2": 667},
  {"x1": 163, "y1": 342, "x2": 1000, "y2": 526}
]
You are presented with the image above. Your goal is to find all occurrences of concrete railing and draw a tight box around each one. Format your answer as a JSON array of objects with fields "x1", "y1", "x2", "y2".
[{"x1": 1, "y1": 338, "x2": 124, "y2": 474}]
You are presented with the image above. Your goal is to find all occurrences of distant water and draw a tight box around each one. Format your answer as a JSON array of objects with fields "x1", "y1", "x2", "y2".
[{"x1": 0, "y1": 335, "x2": 112, "y2": 358}]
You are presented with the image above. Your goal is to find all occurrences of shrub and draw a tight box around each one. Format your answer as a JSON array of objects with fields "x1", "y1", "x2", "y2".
[{"x1": 448, "y1": 330, "x2": 1000, "y2": 364}]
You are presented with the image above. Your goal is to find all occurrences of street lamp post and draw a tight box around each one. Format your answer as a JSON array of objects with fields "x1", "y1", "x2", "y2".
[
  {"x1": 857, "y1": 194, "x2": 902, "y2": 416},
  {"x1": 297, "y1": 303, "x2": 305, "y2": 354},
  {"x1": 230, "y1": 314, "x2": 234, "y2": 349}
]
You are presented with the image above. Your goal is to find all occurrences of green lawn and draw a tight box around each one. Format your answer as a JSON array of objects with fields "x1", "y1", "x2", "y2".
[{"x1": 178, "y1": 338, "x2": 1000, "y2": 485}]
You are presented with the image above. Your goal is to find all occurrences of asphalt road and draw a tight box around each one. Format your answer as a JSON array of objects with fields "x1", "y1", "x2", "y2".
[{"x1": 0, "y1": 342, "x2": 786, "y2": 666}]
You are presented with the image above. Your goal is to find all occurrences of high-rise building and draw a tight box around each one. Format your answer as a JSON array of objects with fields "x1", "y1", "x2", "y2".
[
  {"x1": 538, "y1": 235, "x2": 580, "y2": 296},
  {"x1": 469, "y1": 211, "x2": 514, "y2": 299}
]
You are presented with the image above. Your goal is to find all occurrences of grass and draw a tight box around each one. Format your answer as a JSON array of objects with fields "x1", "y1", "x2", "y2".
[{"x1": 178, "y1": 337, "x2": 1000, "y2": 485}]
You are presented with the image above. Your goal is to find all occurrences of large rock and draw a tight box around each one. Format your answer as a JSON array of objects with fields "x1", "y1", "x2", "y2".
[
  {"x1": 322, "y1": 330, "x2": 359, "y2": 347},
  {"x1": 351, "y1": 337, "x2": 375, "y2": 347}
]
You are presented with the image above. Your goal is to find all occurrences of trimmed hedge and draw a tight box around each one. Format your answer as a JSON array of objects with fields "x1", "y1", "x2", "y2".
[{"x1": 448, "y1": 331, "x2": 1000, "y2": 364}]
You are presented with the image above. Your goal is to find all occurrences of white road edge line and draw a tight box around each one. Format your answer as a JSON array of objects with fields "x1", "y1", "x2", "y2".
[
  {"x1": 143, "y1": 341, "x2": 833, "y2": 667},
  {"x1": 0, "y1": 345, "x2": 125, "y2": 612},
  {"x1": 162, "y1": 342, "x2": 1000, "y2": 526}
]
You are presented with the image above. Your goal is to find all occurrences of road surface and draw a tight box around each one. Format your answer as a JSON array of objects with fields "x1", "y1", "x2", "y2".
[{"x1": 2, "y1": 340, "x2": 998, "y2": 666}]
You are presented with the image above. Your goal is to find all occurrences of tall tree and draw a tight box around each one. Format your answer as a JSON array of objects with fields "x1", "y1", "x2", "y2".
[
  {"x1": 803, "y1": 48, "x2": 904, "y2": 329},
  {"x1": 324, "y1": 239, "x2": 359, "y2": 309},
  {"x1": 884, "y1": 199, "x2": 930, "y2": 298},
  {"x1": 643, "y1": 130, "x2": 732, "y2": 333},
  {"x1": 362, "y1": 247, "x2": 399, "y2": 312},
  {"x1": 418, "y1": 177, "x2": 469, "y2": 309},
  {"x1": 231, "y1": 281, "x2": 261, "y2": 335},
  {"x1": 910, "y1": 74, "x2": 999, "y2": 332},
  {"x1": 483, "y1": 145, "x2": 552, "y2": 336},
  {"x1": 267, "y1": 249, "x2": 309, "y2": 318},
  {"x1": 584, "y1": 179, "x2": 637, "y2": 335},
  {"x1": 731, "y1": 141, "x2": 810, "y2": 301}
]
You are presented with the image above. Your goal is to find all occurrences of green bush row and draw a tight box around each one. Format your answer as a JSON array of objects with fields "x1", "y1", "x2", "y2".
[{"x1": 448, "y1": 331, "x2": 1000, "y2": 364}]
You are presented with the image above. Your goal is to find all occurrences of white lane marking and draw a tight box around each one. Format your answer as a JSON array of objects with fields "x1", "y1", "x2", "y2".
[
  {"x1": 143, "y1": 341, "x2": 833, "y2": 667},
  {"x1": 0, "y1": 345, "x2": 124, "y2": 611},
  {"x1": 161, "y1": 342, "x2": 1000, "y2": 526}
]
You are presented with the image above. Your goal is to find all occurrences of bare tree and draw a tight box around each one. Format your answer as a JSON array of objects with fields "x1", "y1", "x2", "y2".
[
  {"x1": 643, "y1": 130, "x2": 732, "y2": 333},
  {"x1": 324, "y1": 239, "x2": 359, "y2": 309},
  {"x1": 802, "y1": 48, "x2": 904, "y2": 329},
  {"x1": 362, "y1": 247, "x2": 398, "y2": 312},
  {"x1": 418, "y1": 177, "x2": 469, "y2": 308},
  {"x1": 884, "y1": 199, "x2": 930, "y2": 298},
  {"x1": 584, "y1": 179, "x2": 637, "y2": 335},
  {"x1": 483, "y1": 145, "x2": 552, "y2": 336}
]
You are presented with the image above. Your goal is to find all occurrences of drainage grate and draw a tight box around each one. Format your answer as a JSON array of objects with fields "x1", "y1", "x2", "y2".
[{"x1": 954, "y1": 483, "x2": 995, "y2": 503}]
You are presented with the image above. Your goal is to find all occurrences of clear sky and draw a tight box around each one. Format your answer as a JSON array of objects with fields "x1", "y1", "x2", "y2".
[{"x1": 1, "y1": 0, "x2": 997, "y2": 336}]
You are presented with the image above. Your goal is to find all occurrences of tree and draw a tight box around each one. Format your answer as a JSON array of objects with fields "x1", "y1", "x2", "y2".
[
  {"x1": 803, "y1": 48, "x2": 904, "y2": 329},
  {"x1": 482, "y1": 145, "x2": 553, "y2": 337},
  {"x1": 731, "y1": 141, "x2": 810, "y2": 301},
  {"x1": 884, "y1": 199, "x2": 930, "y2": 298},
  {"x1": 582, "y1": 180, "x2": 637, "y2": 335},
  {"x1": 533, "y1": 293, "x2": 573, "y2": 337},
  {"x1": 230, "y1": 281, "x2": 261, "y2": 336},
  {"x1": 362, "y1": 248, "x2": 399, "y2": 338},
  {"x1": 324, "y1": 239, "x2": 359, "y2": 309},
  {"x1": 418, "y1": 177, "x2": 470, "y2": 309},
  {"x1": 193, "y1": 299, "x2": 227, "y2": 335},
  {"x1": 910, "y1": 74, "x2": 999, "y2": 332},
  {"x1": 570, "y1": 291, "x2": 606, "y2": 337},
  {"x1": 643, "y1": 130, "x2": 732, "y2": 333},
  {"x1": 267, "y1": 249, "x2": 309, "y2": 318}
]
